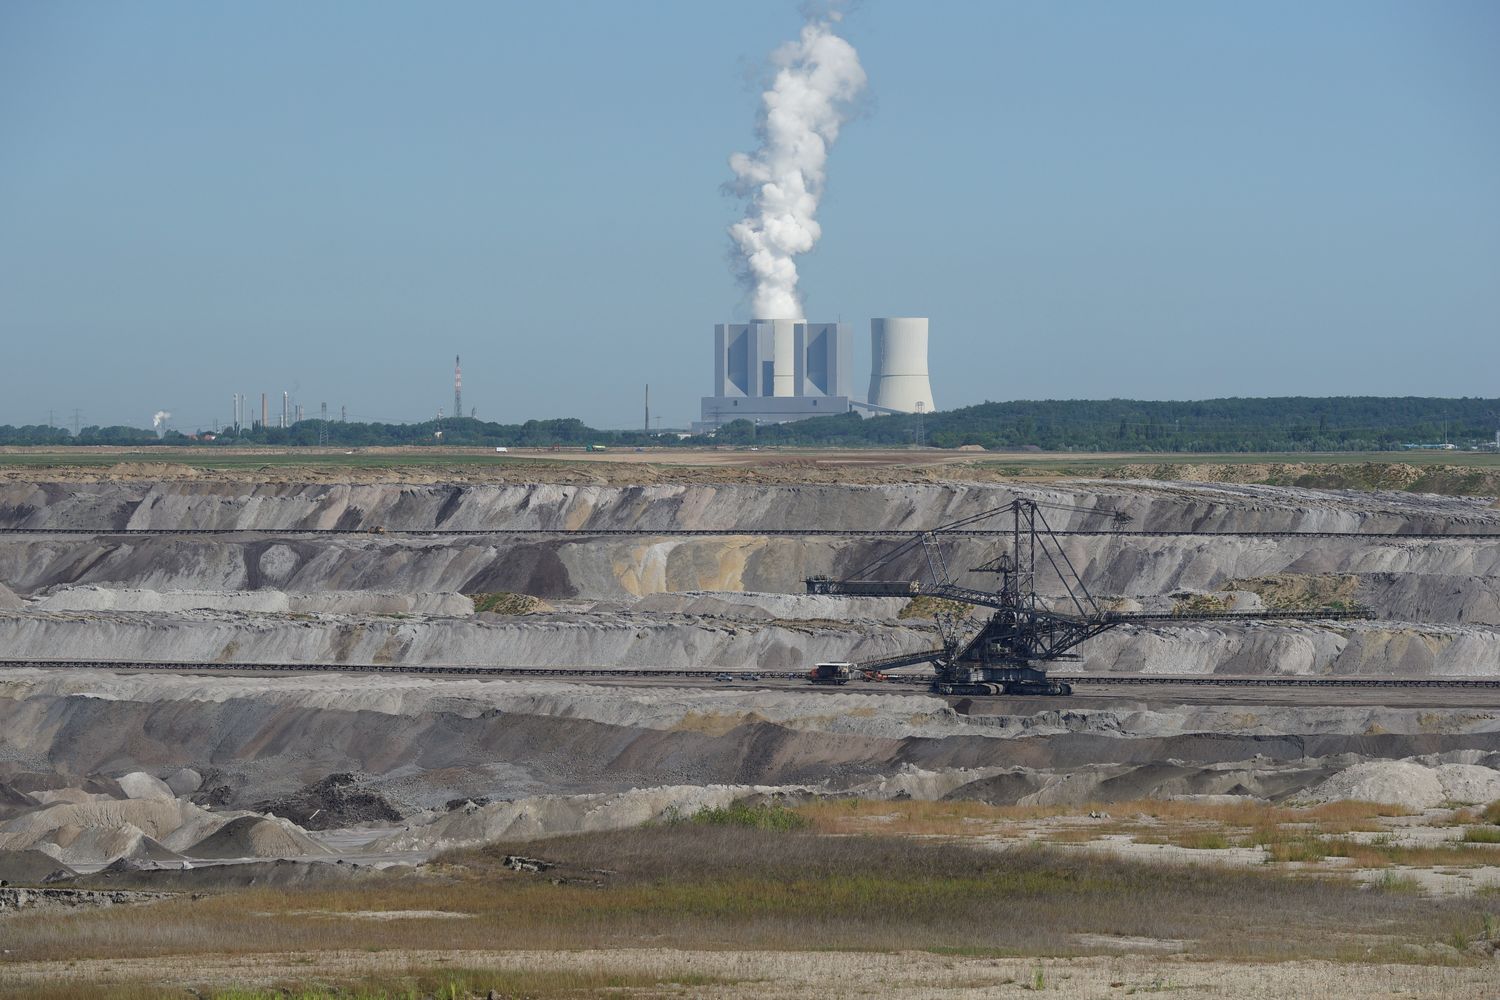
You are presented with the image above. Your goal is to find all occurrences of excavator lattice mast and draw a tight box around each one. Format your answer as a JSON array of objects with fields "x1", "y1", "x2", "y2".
[{"x1": 807, "y1": 498, "x2": 1368, "y2": 697}]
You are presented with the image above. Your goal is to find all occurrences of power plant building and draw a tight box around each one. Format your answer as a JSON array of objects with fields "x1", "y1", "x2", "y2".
[
  {"x1": 699, "y1": 319, "x2": 853, "y2": 428},
  {"x1": 696, "y1": 315, "x2": 935, "y2": 431}
]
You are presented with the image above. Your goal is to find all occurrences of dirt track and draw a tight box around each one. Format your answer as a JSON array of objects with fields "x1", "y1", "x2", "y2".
[{"x1": 1, "y1": 946, "x2": 1493, "y2": 999}]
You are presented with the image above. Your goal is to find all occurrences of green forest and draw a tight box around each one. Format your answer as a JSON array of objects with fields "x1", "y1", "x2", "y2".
[{"x1": 1, "y1": 396, "x2": 1496, "y2": 452}]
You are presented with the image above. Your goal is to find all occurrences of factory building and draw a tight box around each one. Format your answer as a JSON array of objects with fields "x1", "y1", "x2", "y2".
[
  {"x1": 698, "y1": 318, "x2": 853, "y2": 429},
  {"x1": 695, "y1": 315, "x2": 934, "y2": 431}
]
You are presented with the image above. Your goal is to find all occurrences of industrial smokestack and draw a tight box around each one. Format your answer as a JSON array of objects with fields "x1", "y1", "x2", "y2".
[
  {"x1": 282, "y1": 392, "x2": 289, "y2": 429},
  {"x1": 868, "y1": 318, "x2": 935, "y2": 414},
  {"x1": 261, "y1": 393, "x2": 268, "y2": 429},
  {"x1": 454, "y1": 355, "x2": 462, "y2": 420},
  {"x1": 727, "y1": 11, "x2": 866, "y2": 319}
]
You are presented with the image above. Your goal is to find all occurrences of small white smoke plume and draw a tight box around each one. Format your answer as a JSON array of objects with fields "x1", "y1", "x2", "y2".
[
  {"x1": 152, "y1": 410, "x2": 171, "y2": 432},
  {"x1": 727, "y1": 8, "x2": 866, "y2": 319}
]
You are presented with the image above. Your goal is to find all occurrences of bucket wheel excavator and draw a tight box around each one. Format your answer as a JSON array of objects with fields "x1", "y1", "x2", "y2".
[{"x1": 806, "y1": 498, "x2": 1368, "y2": 697}]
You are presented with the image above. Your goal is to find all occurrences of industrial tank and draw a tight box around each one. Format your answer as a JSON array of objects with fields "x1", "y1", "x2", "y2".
[{"x1": 868, "y1": 317, "x2": 935, "y2": 413}]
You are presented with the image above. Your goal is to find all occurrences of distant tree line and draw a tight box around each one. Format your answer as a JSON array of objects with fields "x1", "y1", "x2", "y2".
[
  {"x1": 1, "y1": 396, "x2": 1496, "y2": 452},
  {"x1": 712, "y1": 397, "x2": 1500, "y2": 452}
]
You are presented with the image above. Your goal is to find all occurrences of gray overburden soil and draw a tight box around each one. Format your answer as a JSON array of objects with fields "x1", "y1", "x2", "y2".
[{"x1": 1, "y1": 469, "x2": 1498, "y2": 943}]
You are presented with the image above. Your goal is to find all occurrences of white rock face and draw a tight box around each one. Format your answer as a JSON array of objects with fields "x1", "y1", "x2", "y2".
[
  {"x1": 1430, "y1": 764, "x2": 1500, "y2": 805},
  {"x1": 0, "y1": 582, "x2": 23, "y2": 610},
  {"x1": 165, "y1": 768, "x2": 203, "y2": 796},
  {"x1": 1305, "y1": 759, "x2": 1500, "y2": 808},
  {"x1": 115, "y1": 772, "x2": 176, "y2": 801},
  {"x1": 1305, "y1": 761, "x2": 1446, "y2": 808}
]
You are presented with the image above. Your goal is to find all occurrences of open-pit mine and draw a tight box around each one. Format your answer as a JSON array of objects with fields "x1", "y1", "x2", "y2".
[{"x1": 2, "y1": 456, "x2": 1499, "y2": 997}]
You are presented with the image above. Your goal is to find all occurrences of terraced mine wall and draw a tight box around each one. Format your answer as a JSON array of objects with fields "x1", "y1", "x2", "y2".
[
  {"x1": 2, "y1": 480, "x2": 1498, "y2": 621},
  {"x1": 0, "y1": 478, "x2": 1496, "y2": 677},
  {"x1": 0, "y1": 610, "x2": 934, "y2": 672},
  {"x1": 3, "y1": 479, "x2": 1496, "y2": 533},
  {"x1": 4, "y1": 670, "x2": 1499, "y2": 814}
]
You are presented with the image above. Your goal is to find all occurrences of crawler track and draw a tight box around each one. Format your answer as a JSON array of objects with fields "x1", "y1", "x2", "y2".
[{"x1": 2, "y1": 658, "x2": 1498, "y2": 690}]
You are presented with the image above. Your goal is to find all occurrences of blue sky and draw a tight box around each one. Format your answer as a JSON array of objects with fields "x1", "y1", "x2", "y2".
[{"x1": 3, "y1": 1, "x2": 1497, "y2": 431}]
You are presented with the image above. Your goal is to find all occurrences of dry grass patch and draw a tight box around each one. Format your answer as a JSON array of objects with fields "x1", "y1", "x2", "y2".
[
  {"x1": 468, "y1": 591, "x2": 548, "y2": 615},
  {"x1": 4, "y1": 826, "x2": 1495, "y2": 970},
  {"x1": 1, "y1": 966, "x2": 731, "y2": 1000},
  {"x1": 794, "y1": 797, "x2": 1413, "y2": 841},
  {"x1": 898, "y1": 595, "x2": 975, "y2": 620},
  {"x1": 1341, "y1": 841, "x2": 1500, "y2": 869},
  {"x1": 1224, "y1": 574, "x2": 1362, "y2": 612}
]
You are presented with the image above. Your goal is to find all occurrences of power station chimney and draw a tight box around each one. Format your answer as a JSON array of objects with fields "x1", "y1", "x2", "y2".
[
  {"x1": 282, "y1": 392, "x2": 289, "y2": 429},
  {"x1": 645, "y1": 384, "x2": 650, "y2": 433},
  {"x1": 454, "y1": 356, "x2": 462, "y2": 421},
  {"x1": 261, "y1": 393, "x2": 268, "y2": 429}
]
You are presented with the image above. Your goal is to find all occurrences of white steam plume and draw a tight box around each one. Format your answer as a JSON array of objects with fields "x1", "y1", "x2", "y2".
[
  {"x1": 152, "y1": 410, "x2": 170, "y2": 431},
  {"x1": 727, "y1": 10, "x2": 866, "y2": 319}
]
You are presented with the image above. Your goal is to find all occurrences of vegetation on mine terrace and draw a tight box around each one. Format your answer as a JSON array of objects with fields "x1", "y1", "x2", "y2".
[
  {"x1": 2, "y1": 395, "x2": 1497, "y2": 452},
  {"x1": 3, "y1": 824, "x2": 1496, "y2": 984}
]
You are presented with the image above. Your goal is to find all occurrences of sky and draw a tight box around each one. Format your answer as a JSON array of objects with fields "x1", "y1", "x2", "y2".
[{"x1": 2, "y1": 1, "x2": 1497, "y2": 431}]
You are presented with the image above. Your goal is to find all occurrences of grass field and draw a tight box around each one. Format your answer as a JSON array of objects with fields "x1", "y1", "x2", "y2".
[
  {"x1": 4, "y1": 826, "x2": 1495, "y2": 968},
  {"x1": 3, "y1": 822, "x2": 1499, "y2": 997}
]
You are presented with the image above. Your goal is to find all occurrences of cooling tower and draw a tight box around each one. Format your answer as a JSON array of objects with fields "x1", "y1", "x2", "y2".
[{"x1": 868, "y1": 318, "x2": 935, "y2": 413}]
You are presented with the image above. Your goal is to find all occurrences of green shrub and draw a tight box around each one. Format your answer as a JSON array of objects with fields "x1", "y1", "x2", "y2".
[{"x1": 687, "y1": 802, "x2": 810, "y2": 832}]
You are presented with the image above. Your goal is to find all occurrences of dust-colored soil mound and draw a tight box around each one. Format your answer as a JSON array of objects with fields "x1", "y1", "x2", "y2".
[
  {"x1": 116, "y1": 771, "x2": 175, "y2": 801},
  {"x1": 1303, "y1": 759, "x2": 1500, "y2": 808},
  {"x1": 0, "y1": 849, "x2": 76, "y2": 884},
  {"x1": 252, "y1": 774, "x2": 403, "y2": 831},
  {"x1": 0, "y1": 798, "x2": 199, "y2": 843},
  {"x1": 0, "y1": 782, "x2": 41, "y2": 820},
  {"x1": 0, "y1": 581, "x2": 23, "y2": 609},
  {"x1": 185, "y1": 815, "x2": 329, "y2": 859},
  {"x1": 30, "y1": 824, "x2": 184, "y2": 866}
]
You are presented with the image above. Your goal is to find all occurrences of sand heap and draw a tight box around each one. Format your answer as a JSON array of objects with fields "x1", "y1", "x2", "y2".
[
  {"x1": 0, "y1": 582, "x2": 24, "y2": 610},
  {"x1": 0, "y1": 778, "x2": 329, "y2": 866},
  {"x1": 185, "y1": 815, "x2": 330, "y2": 860},
  {"x1": 1304, "y1": 759, "x2": 1500, "y2": 809}
]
